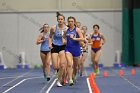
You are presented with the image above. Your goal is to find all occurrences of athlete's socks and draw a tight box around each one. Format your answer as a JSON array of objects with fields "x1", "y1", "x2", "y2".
[
  {"x1": 69, "y1": 79, "x2": 74, "y2": 86},
  {"x1": 96, "y1": 68, "x2": 100, "y2": 75}
]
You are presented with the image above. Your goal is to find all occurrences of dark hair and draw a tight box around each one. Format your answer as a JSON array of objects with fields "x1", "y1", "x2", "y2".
[
  {"x1": 39, "y1": 24, "x2": 49, "y2": 33},
  {"x1": 82, "y1": 26, "x2": 87, "y2": 30},
  {"x1": 93, "y1": 24, "x2": 100, "y2": 29},
  {"x1": 56, "y1": 12, "x2": 65, "y2": 20},
  {"x1": 67, "y1": 16, "x2": 76, "y2": 25}
]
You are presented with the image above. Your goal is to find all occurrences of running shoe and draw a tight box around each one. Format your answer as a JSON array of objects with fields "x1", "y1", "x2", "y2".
[
  {"x1": 69, "y1": 79, "x2": 74, "y2": 86},
  {"x1": 46, "y1": 76, "x2": 50, "y2": 81},
  {"x1": 96, "y1": 68, "x2": 100, "y2": 75},
  {"x1": 57, "y1": 81, "x2": 63, "y2": 87}
]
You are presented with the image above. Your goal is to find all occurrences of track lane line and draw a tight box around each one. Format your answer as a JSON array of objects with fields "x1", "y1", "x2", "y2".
[
  {"x1": 121, "y1": 76, "x2": 140, "y2": 91},
  {"x1": 45, "y1": 79, "x2": 57, "y2": 93},
  {"x1": 0, "y1": 70, "x2": 33, "y2": 89},
  {"x1": 2, "y1": 76, "x2": 44, "y2": 93},
  {"x1": 112, "y1": 69, "x2": 140, "y2": 91},
  {"x1": 2, "y1": 79, "x2": 26, "y2": 93},
  {"x1": 87, "y1": 78, "x2": 92, "y2": 93}
]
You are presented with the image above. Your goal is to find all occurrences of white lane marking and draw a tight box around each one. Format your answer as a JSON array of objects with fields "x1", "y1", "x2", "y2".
[
  {"x1": 45, "y1": 79, "x2": 57, "y2": 93},
  {"x1": 0, "y1": 71, "x2": 32, "y2": 89},
  {"x1": 39, "y1": 76, "x2": 55, "y2": 93},
  {"x1": 0, "y1": 76, "x2": 38, "y2": 80},
  {"x1": 85, "y1": 68, "x2": 88, "y2": 76},
  {"x1": 39, "y1": 69, "x2": 57, "y2": 93},
  {"x1": 111, "y1": 69, "x2": 140, "y2": 91},
  {"x1": 87, "y1": 78, "x2": 92, "y2": 93},
  {"x1": 0, "y1": 77, "x2": 15, "y2": 79},
  {"x1": 2, "y1": 76, "x2": 44, "y2": 93},
  {"x1": 2, "y1": 79, "x2": 26, "y2": 93},
  {"x1": 25, "y1": 76, "x2": 43, "y2": 80},
  {"x1": 121, "y1": 76, "x2": 140, "y2": 91},
  {"x1": 39, "y1": 83, "x2": 49, "y2": 93}
]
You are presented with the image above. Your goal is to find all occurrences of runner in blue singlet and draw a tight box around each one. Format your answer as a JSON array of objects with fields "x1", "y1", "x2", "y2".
[{"x1": 36, "y1": 23, "x2": 51, "y2": 81}]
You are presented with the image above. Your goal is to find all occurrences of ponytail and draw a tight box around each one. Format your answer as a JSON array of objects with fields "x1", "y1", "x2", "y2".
[{"x1": 56, "y1": 12, "x2": 65, "y2": 20}]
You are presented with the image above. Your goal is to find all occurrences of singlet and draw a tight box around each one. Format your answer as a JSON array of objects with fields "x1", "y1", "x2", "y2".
[
  {"x1": 52, "y1": 24, "x2": 66, "y2": 46},
  {"x1": 40, "y1": 32, "x2": 50, "y2": 51},
  {"x1": 66, "y1": 27, "x2": 80, "y2": 48},
  {"x1": 91, "y1": 33, "x2": 101, "y2": 48}
]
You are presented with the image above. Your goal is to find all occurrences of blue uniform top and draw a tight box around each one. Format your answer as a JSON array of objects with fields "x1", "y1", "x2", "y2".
[
  {"x1": 52, "y1": 25, "x2": 66, "y2": 46},
  {"x1": 66, "y1": 27, "x2": 80, "y2": 48},
  {"x1": 91, "y1": 33, "x2": 101, "y2": 40},
  {"x1": 40, "y1": 32, "x2": 50, "y2": 51}
]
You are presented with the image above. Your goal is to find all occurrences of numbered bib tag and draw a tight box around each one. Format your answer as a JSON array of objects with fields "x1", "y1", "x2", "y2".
[
  {"x1": 45, "y1": 33, "x2": 50, "y2": 39},
  {"x1": 62, "y1": 30, "x2": 64, "y2": 35},
  {"x1": 96, "y1": 37, "x2": 100, "y2": 40}
]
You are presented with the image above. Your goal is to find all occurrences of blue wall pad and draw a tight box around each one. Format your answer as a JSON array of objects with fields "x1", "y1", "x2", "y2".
[
  {"x1": 98, "y1": 64, "x2": 103, "y2": 68},
  {"x1": 24, "y1": 64, "x2": 29, "y2": 69},
  {"x1": 0, "y1": 65, "x2": 4, "y2": 70},
  {"x1": 17, "y1": 64, "x2": 23, "y2": 69},
  {"x1": 113, "y1": 63, "x2": 119, "y2": 67}
]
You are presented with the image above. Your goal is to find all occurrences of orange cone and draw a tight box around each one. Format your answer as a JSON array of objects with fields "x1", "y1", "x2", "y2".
[
  {"x1": 103, "y1": 71, "x2": 108, "y2": 77},
  {"x1": 89, "y1": 78, "x2": 94, "y2": 88},
  {"x1": 89, "y1": 73, "x2": 95, "y2": 79},
  {"x1": 89, "y1": 73, "x2": 100, "y2": 93},
  {"x1": 91, "y1": 73, "x2": 95, "y2": 78},
  {"x1": 92, "y1": 81, "x2": 100, "y2": 93},
  {"x1": 131, "y1": 69, "x2": 135, "y2": 75},
  {"x1": 119, "y1": 69, "x2": 124, "y2": 76}
]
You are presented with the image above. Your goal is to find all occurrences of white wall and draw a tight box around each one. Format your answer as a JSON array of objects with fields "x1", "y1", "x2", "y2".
[
  {"x1": 0, "y1": 11, "x2": 122, "y2": 68},
  {"x1": 0, "y1": 0, "x2": 122, "y2": 12}
]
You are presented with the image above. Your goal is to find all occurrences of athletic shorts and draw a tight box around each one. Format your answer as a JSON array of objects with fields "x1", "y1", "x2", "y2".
[
  {"x1": 65, "y1": 47, "x2": 81, "y2": 57},
  {"x1": 51, "y1": 43, "x2": 66, "y2": 53},
  {"x1": 92, "y1": 47, "x2": 101, "y2": 53},
  {"x1": 40, "y1": 51, "x2": 50, "y2": 55}
]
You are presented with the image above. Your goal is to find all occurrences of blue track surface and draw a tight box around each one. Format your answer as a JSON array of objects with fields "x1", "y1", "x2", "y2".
[
  {"x1": 95, "y1": 67, "x2": 140, "y2": 93},
  {"x1": 0, "y1": 67, "x2": 140, "y2": 93},
  {"x1": 49, "y1": 77, "x2": 89, "y2": 93}
]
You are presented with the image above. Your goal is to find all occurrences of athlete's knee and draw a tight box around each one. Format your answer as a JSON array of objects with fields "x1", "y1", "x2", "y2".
[
  {"x1": 53, "y1": 65, "x2": 59, "y2": 70},
  {"x1": 53, "y1": 67, "x2": 57, "y2": 70},
  {"x1": 93, "y1": 60, "x2": 98, "y2": 64},
  {"x1": 67, "y1": 64, "x2": 72, "y2": 68},
  {"x1": 76, "y1": 66, "x2": 79, "y2": 71},
  {"x1": 60, "y1": 63, "x2": 65, "y2": 69},
  {"x1": 45, "y1": 62, "x2": 50, "y2": 66}
]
